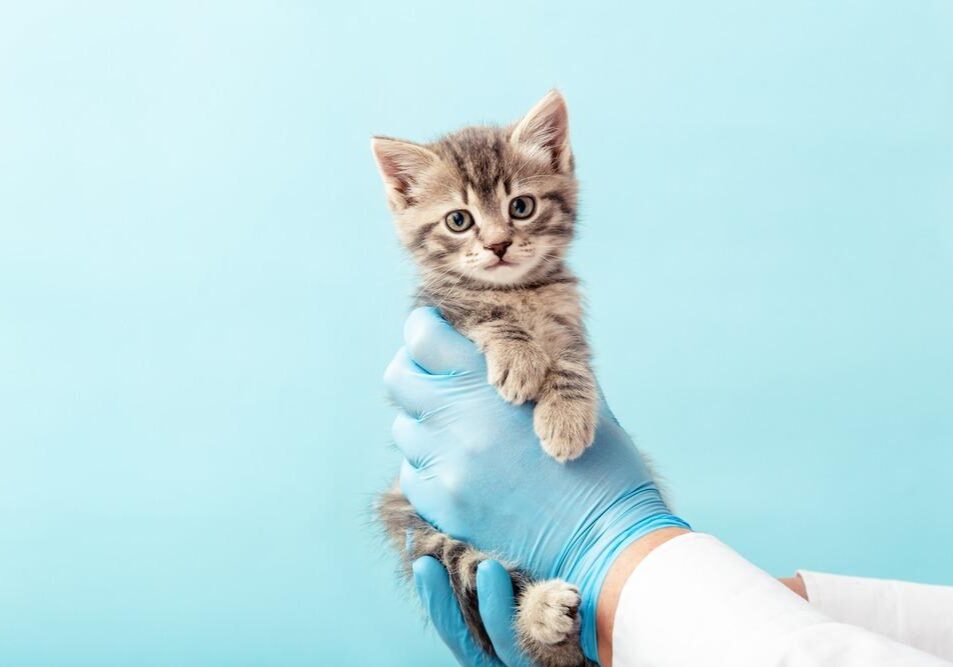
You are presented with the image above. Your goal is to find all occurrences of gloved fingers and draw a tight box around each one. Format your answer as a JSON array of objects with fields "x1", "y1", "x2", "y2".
[
  {"x1": 398, "y1": 458, "x2": 431, "y2": 508},
  {"x1": 399, "y1": 457, "x2": 419, "y2": 490},
  {"x1": 413, "y1": 556, "x2": 501, "y2": 667},
  {"x1": 391, "y1": 411, "x2": 432, "y2": 468},
  {"x1": 476, "y1": 561, "x2": 535, "y2": 667},
  {"x1": 404, "y1": 307, "x2": 484, "y2": 376},
  {"x1": 384, "y1": 346, "x2": 445, "y2": 417},
  {"x1": 399, "y1": 459, "x2": 452, "y2": 538}
]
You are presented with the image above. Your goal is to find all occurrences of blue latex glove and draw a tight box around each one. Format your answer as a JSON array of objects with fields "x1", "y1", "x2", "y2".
[
  {"x1": 413, "y1": 556, "x2": 534, "y2": 667},
  {"x1": 387, "y1": 308, "x2": 690, "y2": 661}
]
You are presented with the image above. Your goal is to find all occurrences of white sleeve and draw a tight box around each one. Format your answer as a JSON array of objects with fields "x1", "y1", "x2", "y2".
[
  {"x1": 611, "y1": 533, "x2": 951, "y2": 667},
  {"x1": 798, "y1": 569, "x2": 953, "y2": 661}
]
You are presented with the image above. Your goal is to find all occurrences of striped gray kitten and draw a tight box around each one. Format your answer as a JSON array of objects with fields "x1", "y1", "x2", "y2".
[{"x1": 373, "y1": 91, "x2": 597, "y2": 667}]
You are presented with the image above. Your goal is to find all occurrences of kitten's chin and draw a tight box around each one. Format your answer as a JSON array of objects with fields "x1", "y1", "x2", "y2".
[{"x1": 469, "y1": 261, "x2": 538, "y2": 286}]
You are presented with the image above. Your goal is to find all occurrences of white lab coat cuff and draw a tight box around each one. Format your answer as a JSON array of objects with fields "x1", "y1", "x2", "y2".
[{"x1": 611, "y1": 533, "x2": 949, "y2": 666}]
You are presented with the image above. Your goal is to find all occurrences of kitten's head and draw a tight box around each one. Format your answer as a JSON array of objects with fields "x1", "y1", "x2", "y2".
[{"x1": 371, "y1": 91, "x2": 578, "y2": 288}]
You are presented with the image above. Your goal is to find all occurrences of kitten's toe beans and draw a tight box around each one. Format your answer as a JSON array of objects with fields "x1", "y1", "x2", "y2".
[
  {"x1": 533, "y1": 395, "x2": 596, "y2": 462},
  {"x1": 516, "y1": 580, "x2": 580, "y2": 646}
]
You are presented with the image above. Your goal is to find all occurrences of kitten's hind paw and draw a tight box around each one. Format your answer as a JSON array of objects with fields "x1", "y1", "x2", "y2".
[
  {"x1": 516, "y1": 579, "x2": 580, "y2": 646},
  {"x1": 516, "y1": 579, "x2": 589, "y2": 666}
]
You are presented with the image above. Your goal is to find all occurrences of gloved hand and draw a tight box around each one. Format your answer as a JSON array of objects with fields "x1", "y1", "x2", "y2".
[
  {"x1": 413, "y1": 556, "x2": 534, "y2": 667},
  {"x1": 386, "y1": 307, "x2": 690, "y2": 661}
]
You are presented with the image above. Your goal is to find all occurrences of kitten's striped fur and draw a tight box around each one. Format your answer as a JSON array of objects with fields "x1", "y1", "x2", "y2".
[{"x1": 373, "y1": 91, "x2": 597, "y2": 667}]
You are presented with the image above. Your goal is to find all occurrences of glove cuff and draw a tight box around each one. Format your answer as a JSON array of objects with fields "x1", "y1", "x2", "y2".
[{"x1": 552, "y1": 483, "x2": 690, "y2": 662}]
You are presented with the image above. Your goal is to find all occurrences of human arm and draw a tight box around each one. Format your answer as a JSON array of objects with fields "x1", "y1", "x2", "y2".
[
  {"x1": 605, "y1": 533, "x2": 951, "y2": 666},
  {"x1": 390, "y1": 308, "x2": 950, "y2": 666}
]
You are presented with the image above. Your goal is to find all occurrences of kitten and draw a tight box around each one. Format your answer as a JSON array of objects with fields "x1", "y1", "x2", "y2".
[{"x1": 373, "y1": 91, "x2": 598, "y2": 667}]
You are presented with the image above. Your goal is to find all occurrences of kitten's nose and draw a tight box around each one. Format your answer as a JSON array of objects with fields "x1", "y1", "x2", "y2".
[{"x1": 486, "y1": 241, "x2": 512, "y2": 259}]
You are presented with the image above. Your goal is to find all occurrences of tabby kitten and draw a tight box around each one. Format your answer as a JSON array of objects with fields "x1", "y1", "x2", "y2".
[{"x1": 373, "y1": 91, "x2": 597, "y2": 667}]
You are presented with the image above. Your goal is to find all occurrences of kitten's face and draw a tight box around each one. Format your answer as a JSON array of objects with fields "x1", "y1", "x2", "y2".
[{"x1": 372, "y1": 91, "x2": 578, "y2": 287}]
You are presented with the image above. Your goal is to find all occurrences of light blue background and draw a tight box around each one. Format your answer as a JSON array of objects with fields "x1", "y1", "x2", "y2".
[{"x1": 1, "y1": 2, "x2": 951, "y2": 665}]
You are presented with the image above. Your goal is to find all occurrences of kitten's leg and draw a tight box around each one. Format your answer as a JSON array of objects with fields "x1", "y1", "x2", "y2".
[
  {"x1": 378, "y1": 486, "x2": 495, "y2": 654},
  {"x1": 378, "y1": 487, "x2": 589, "y2": 666},
  {"x1": 533, "y1": 345, "x2": 598, "y2": 462},
  {"x1": 465, "y1": 317, "x2": 549, "y2": 405}
]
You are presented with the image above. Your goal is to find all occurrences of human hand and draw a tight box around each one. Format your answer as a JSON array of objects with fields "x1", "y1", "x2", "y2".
[{"x1": 386, "y1": 307, "x2": 689, "y2": 660}]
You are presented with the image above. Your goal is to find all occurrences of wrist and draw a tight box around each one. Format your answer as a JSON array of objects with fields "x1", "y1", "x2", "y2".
[
  {"x1": 558, "y1": 493, "x2": 689, "y2": 662},
  {"x1": 779, "y1": 573, "x2": 808, "y2": 600},
  {"x1": 594, "y1": 526, "x2": 691, "y2": 666}
]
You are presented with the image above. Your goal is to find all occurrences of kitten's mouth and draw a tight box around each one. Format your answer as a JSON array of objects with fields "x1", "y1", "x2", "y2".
[{"x1": 484, "y1": 259, "x2": 517, "y2": 270}]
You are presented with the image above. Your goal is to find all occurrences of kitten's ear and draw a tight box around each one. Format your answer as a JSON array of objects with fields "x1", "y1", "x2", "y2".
[
  {"x1": 371, "y1": 136, "x2": 438, "y2": 210},
  {"x1": 509, "y1": 90, "x2": 573, "y2": 173}
]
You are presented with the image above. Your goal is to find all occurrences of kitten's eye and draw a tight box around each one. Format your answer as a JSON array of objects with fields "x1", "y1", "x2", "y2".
[
  {"x1": 509, "y1": 195, "x2": 536, "y2": 220},
  {"x1": 444, "y1": 209, "x2": 474, "y2": 233}
]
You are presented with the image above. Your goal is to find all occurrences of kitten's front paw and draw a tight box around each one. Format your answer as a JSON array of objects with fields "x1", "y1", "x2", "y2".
[
  {"x1": 533, "y1": 392, "x2": 597, "y2": 462},
  {"x1": 486, "y1": 342, "x2": 549, "y2": 405}
]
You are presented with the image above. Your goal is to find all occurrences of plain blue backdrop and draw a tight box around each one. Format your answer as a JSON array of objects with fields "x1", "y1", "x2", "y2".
[{"x1": 1, "y1": 1, "x2": 951, "y2": 665}]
